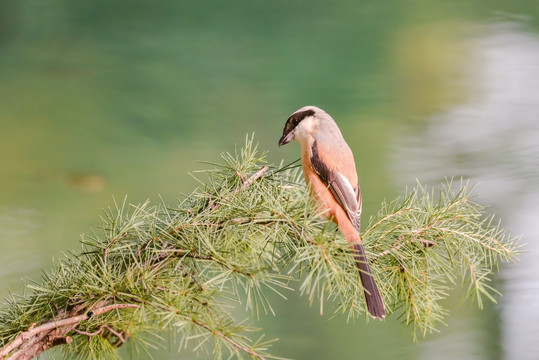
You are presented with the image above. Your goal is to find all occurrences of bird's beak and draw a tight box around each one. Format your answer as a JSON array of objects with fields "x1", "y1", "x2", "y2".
[{"x1": 278, "y1": 132, "x2": 293, "y2": 147}]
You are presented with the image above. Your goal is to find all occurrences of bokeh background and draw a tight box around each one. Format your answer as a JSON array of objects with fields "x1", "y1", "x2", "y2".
[{"x1": 1, "y1": 1, "x2": 539, "y2": 359}]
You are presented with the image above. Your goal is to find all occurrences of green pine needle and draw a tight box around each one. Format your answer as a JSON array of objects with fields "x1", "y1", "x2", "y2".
[{"x1": 0, "y1": 135, "x2": 520, "y2": 359}]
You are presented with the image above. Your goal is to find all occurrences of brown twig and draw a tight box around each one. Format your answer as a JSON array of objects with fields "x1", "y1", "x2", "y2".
[
  {"x1": 104, "y1": 325, "x2": 127, "y2": 345},
  {"x1": 210, "y1": 165, "x2": 269, "y2": 210},
  {"x1": 1, "y1": 166, "x2": 272, "y2": 360},
  {"x1": 239, "y1": 166, "x2": 269, "y2": 190},
  {"x1": 71, "y1": 324, "x2": 128, "y2": 347},
  {"x1": 176, "y1": 263, "x2": 206, "y2": 291},
  {"x1": 235, "y1": 171, "x2": 247, "y2": 184},
  {"x1": 72, "y1": 325, "x2": 105, "y2": 337},
  {"x1": 0, "y1": 303, "x2": 139, "y2": 360}
]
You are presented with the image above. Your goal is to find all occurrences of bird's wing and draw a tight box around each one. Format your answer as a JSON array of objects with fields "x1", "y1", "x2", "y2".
[{"x1": 310, "y1": 140, "x2": 362, "y2": 230}]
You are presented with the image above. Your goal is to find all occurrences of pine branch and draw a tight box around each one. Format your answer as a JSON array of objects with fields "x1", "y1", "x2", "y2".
[
  {"x1": 0, "y1": 136, "x2": 519, "y2": 359},
  {"x1": 1, "y1": 303, "x2": 139, "y2": 360}
]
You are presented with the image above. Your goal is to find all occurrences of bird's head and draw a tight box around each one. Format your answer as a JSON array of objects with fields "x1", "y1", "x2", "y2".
[{"x1": 278, "y1": 106, "x2": 328, "y2": 147}]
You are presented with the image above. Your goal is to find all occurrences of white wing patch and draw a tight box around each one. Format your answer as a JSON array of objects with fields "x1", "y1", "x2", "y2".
[{"x1": 330, "y1": 171, "x2": 360, "y2": 217}]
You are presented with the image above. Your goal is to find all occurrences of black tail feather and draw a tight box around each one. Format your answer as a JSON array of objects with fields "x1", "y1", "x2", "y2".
[{"x1": 352, "y1": 243, "x2": 386, "y2": 319}]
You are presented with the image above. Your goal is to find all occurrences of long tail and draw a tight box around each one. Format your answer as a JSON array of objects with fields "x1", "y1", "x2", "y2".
[{"x1": 352, "y1": 242, "x2": 386, "y2": 319}]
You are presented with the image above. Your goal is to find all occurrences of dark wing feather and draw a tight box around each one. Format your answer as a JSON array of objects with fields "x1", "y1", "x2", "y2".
[{"x1": 310, "y1": 141, "x2": 362, "y2": 230}]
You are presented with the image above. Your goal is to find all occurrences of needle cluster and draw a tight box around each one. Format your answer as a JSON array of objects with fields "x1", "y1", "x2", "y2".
[{"x1": 0, "y1": 136, "x2": 519, "y2": 359}]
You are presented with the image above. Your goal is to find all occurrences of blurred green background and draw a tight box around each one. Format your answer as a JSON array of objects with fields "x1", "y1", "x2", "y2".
[{"x1": 1, "y1": 1, "x2": 539, "y2": 359}]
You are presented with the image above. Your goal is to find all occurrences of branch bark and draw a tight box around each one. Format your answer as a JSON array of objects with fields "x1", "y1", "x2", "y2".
[
  {"x1": 0, "y1": 303, "x2": 139, "y2": 360},
  {"x1": 0, "y1": 166, "x2": 271, "y2": 360}
]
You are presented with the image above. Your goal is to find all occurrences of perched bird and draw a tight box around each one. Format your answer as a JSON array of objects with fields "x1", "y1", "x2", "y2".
[{"x1": 278, "y1": 105, "x2": 386, "y2": 319}]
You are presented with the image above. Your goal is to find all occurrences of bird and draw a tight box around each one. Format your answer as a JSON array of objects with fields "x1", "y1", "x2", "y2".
[{"x1": 278, "y1": 105, "x2": 386, "y2": 319}]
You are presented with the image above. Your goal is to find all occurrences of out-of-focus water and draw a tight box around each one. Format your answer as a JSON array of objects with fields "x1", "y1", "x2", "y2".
[
  {"x1": 393, "y1": 22, "x2": 539, "y2": 360},
  {"x1": 1, "y1": 1, "x2": 538, "y2": 359}
]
